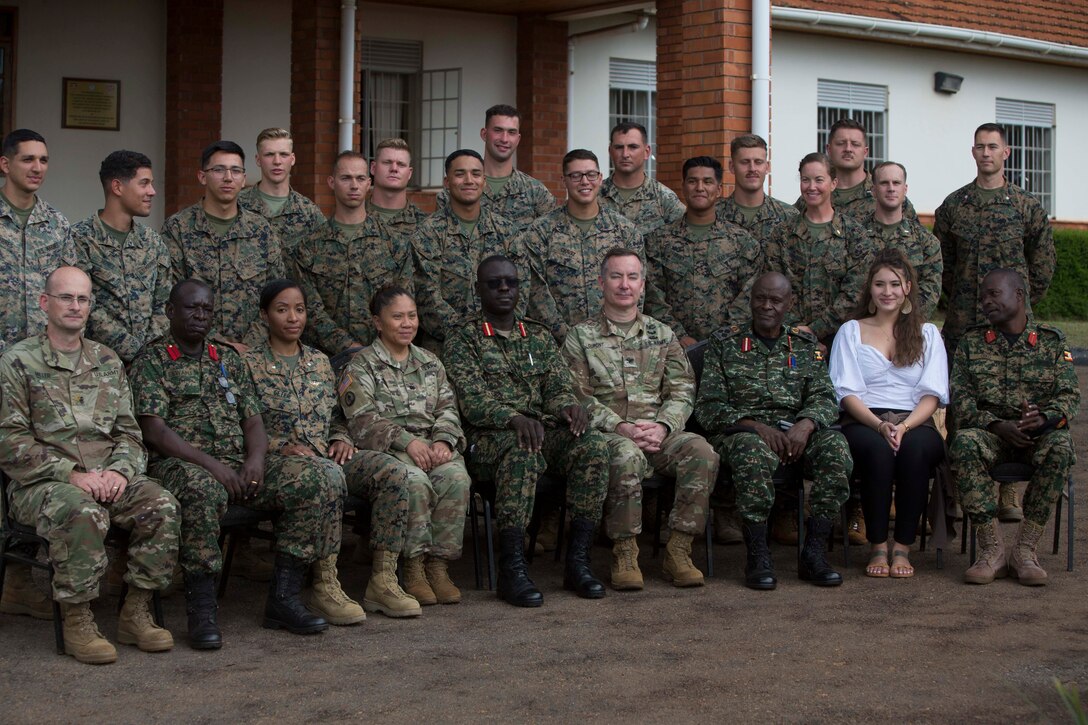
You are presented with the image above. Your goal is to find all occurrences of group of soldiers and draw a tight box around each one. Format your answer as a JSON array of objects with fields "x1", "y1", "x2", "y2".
[{"x1": 0, "y1": 104, "x2": 1077, "y2": 663}]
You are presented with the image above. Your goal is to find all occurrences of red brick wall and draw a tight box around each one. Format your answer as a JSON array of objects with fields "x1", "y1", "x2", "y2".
[
  {"x1": 516, "y1": 15, "x2": 569, "y2": 199},
  {"x1": 164, "y1": 0, "x2": 224, "y2": 216}
]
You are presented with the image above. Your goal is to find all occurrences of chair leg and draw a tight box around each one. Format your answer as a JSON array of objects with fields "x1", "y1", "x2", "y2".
[
  {"x1": 840, "y1": 505, "x2": 850, "y2": 568},
  {"x1": 152, "y1": 590, "x2": 165, "y2": 628},
  {"x1": 553, "y1": 505, "x2": 567, "y2": 563},
  {"x1": 651, "y1": 486, "x2": 666, "y2": 558},
  {"x1": 483, "y1": 499, "x2": 495, "y2": 591},
  {"x1": 469, "y1": 494, "x2": 482, "y2": 590},
  {"x1": 936, "y1": 545, "x2": 943, "y2": 570},
  {"x1": 217, "y1": 532, "x2": 236, "y2": 599},
  {"x1": 48, "y1": 566, "x2": 63, "y2": 655},
  {"x1": 795, "y1": 486, "x2": 805, "y2": 574},
  {"x1": 969, "y1": 523, "x2": 976, "y2": 563},
  {"x1": 1053, "y1": 493, "x2": 1062, "y2": 556},
  {"x1": 1066, "y1": 476, "x2": 1074, "y2": 573},
  {"x1": 704, "y1": 515, "x2": 714, "y2": 578},
  {"x1": 961, "y1": 514, "x2": 968, "y2": 554}
]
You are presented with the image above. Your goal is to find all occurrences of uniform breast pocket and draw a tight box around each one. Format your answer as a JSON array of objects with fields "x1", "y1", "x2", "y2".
[
  {"x1": 166, "y1": 376, "x2": 207, "y2": 422},
  {"x1": 233, "y1": 252, "x2": 268, "y2": 282},
  {"x1": 1020, "y1": 364, "x2": 1056, "y2": 398}
]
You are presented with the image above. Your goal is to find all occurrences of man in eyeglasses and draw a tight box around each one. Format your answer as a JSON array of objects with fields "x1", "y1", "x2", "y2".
[
  {"x1": 524, "y1": 149, "x2": 648, "y2": 344},
  {"x1": 161, "y1": 140, "x2": 286, "y2": 349}
]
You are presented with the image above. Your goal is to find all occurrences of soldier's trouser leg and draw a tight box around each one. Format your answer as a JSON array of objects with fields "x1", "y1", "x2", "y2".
[
  {"x1": 714, "y1": 433, "x2": 779, "y2": 524},
  {"x1": 600, "y1": 433, "x2": 649, "y2": 539},
  {"x1": 801, "y1": 428, "x2": 852, "y2": 520},
  {"x1": 9, "y1": 478, "x2": 179, "y2": 602},
  {"x1": 950, "y1": 429, "x2": 1004, "y2": 526},
  {"x1": 1022, "y1": 430, "x2": 1075, "y2": 526},
  {"x1": 343, "y1": 450, "x2": 410, "y2": 553},
  {"x1": 488, "y1": 431, "x2": 549, "y2": 531},
  {"x1": 542, "y1": 429, "x2": 609, "y2": 523},
  {"x1": 151, "y1": 458, "x2": 230, "y2": 575},
  {"x1": 383, "y1": 450, "x2": 470, "y2": 560},
  {"x1": 260, "y1": 454, "x2": 344, "y2": 564},
  {"x1": 291, "y1": 456, "x2": 347, "y2": 558},
  {"x1": 649, "y1": 431, "x2": 717, "y2": 536}
]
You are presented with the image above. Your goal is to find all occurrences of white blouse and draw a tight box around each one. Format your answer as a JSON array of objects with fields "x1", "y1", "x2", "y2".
[{"x1": 829, "y1": 320, "x2": 949, "y2": 409}]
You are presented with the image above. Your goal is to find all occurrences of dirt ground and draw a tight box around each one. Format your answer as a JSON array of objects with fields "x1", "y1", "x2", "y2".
[{"x1": 1, "y1": 371, "x2": 1086, "y2": 724}]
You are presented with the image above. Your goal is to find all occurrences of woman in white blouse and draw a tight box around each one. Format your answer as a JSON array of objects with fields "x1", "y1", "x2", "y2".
[{"x1": 829, "y1": 249, "x2": 948, "y2": 578}]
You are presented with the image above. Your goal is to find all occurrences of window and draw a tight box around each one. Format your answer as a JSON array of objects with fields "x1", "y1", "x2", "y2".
[
  {"x1": 609, "y1": 59, "x2": 657, "y2": 178},
  {"x1": 996, "y1": 98, "x2": 1055, "y2": 215},
  {"x1": 816, "y1": 79, "x2": 888, "y2": 173},
  {"x1": 419, "y1": 69, "x2": 461, "y2": 188},
  {"x1": 0, "y1": 9, "x2": 15, "y2": 138}
]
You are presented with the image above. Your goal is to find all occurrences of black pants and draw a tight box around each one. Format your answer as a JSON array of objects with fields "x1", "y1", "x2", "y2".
[{"x1": 842, "y1": 412, "x2": 945, "y2": 546}]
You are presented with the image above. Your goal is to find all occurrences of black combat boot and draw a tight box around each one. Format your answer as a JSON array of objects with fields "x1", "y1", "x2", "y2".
[
  {"x1": 799, "y1": 516, "x2": 843, "y2": 587},
  {"x1": 741, "y1": 521, "x2": 777, "y2": 590},
  {"x1": 563, "y1": 517, "x2": 606, "y2": 599},
  {"x1": 263, "y1": 555, "x2": 329, "y2": 634},
  {"x1": 497, "y1": 528, "x2": 543, "y2": 608},
  {"x1": 184, "y1": 572, "x2": 223, "y2": 650}
]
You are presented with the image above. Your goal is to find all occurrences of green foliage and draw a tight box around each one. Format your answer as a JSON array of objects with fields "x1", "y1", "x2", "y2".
[
  {"x1": 1054, "y1": 678, "x2": 1087, "y2": 725},
  {"x1": 1035, "y1": 230, "x2": 1088, "y2": 320}
]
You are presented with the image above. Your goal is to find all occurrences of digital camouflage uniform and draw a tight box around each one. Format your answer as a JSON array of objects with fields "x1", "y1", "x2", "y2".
[
  {"x1": 859, "y1": 211, "x2": 943, "y2": 320},
  {"x1": 237, "y1": 185, "x2": 326, "y2": 257},
  {"x1": 242, "y1": 339, "x2": 408, "y2": 555},
  {"x1": 949, "y1": 321, "x2": 1078, "y2": 526},
  {"x1": 444, "y1": 317, "x2": 609, "y2": 530},
  {"x1": 794, "y1": 176, "x2": 918, "y2": 221},
  {"x1": 434, "y1": 170, "x2": 556, "y2": 233},
  {"x1": 599, "y1": 175, "x2": 685, "y2": 239},
  {"x1": 644, "y1": 215, "x2": 763, "y2": 341},
  {"x1": 161, "y1": 203, "x2": 286, "y2": 344},
  {"x1": 716, "y1": 194, "x2": 800, "y2": 245},
  {"x1": 0, "y1": 193, "x2": 75, "y2": 355},
  {"x1": 562, "y1": 312, "x2": 716, "y2": 539},
  {"x1": 338, "y1": 340, "x2": 470, "y2": 559},
  {"x1": 933, "y1": 181, "x2": 1054, "y2": 348},
  {"x1": 129, "y1": 335, "x2": 341, "y2": 575},
  {"x1": 70, "y1": 212, "x2": 170, "y2": 363},
  {"x1": 763, "y1": 210, "x2": 876, "y2": 342},
  {"x1": 694, "y1": 323, "x2": 851, "y2": 523},
  {"x1": 524, "y1": 205, "x2": 647, "y2": 343},
  {"x1": 0, "y1": 334, "x2": 179, "y2": 602},
  {"x1": 412, "y1": 205, "x2": 529, "y2": 345},
  {"x1": 294, "y1": 216, "x2": 413, "y2": 355},
  {"x1": 365, "y1": 199, "x2": 429, "y2": 244}
]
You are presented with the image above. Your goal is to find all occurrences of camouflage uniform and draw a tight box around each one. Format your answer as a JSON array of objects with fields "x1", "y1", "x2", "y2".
[
  {"x1": 129, "y1": 336, "x2": 341, "y2": 575},
  {"x1": 524, "y1": 205, "x2": 646, "y2": 343},
  {"x1": 444, "y1": 317, "x2": 609, "y2": 530},
  {"x1": 644, "y1": 215, "x2": 763, "y2": 341},
  {"x1": 763, "y1": 210, "x2": 876, "y2": 342},
  {"x1": 599, "y1": 175, "x2": 685, "y2": 238},
  {"x1": 242, "y1": 339, "x2": 408, "y2": 554},
  {"x1": 859, "y1": 211, "x2": 943, "y2": 320},
  {"x1": 949, "y1": 322, "x2": 1078, "y2": 526},
  {"x1": 794, "y1": 176, "x2": 918, "y2": 221},
  {"x1": 694, "y1": 323, "x2": 851, "y2": 523},
  {"x1": 237, "y1": 185, "x2": 325, "y2": 257},
  {"x1": 933, "y1": 181, "x2": 1054, "y2": 347},
  {"x1": 338, "y1": 340, "x2": 470, "y2": 559},
  {"x1": 0, "y1": 194, "x2": 75, "y2": 355},
  {"x1": 412, "y1": 205, "x2": 529, "y2": 344},
  {"x1": 70, "y1": 212, "x2": 171, "y2": 364},
  {"x1": 434, "y1": 170, "x2": 556, "y2": 233},
  {"x1": 562, "y1": 312, "x2": 716, "y2": 539},
  {"x1": 293, "y1": 217, "x2": 413, "y2": 355},
  {"x1": 365, "y1": 200, "x2": 428, "y2": 245},
  {"x1": 0, "y1": 334, "x2": 179, "y2": 602},
  {"x1": 716, "y1": 194, "x2": 800, "y2": 245},
  {"x1": 161, "y1": 203, "x2": 286, "y2": 344}
]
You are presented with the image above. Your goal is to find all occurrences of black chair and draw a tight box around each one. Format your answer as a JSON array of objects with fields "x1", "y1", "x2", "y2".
[
  {"x1": 963, "y1": 463, "x2": 1075, "y2": 572},
  {"x1": 216, "y1": 505, "x2": 277, "y2": 598}
]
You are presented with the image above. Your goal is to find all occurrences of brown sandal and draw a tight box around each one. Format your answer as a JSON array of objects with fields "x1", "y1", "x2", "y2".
[
  {"x1": 865, "y1": 549, "x2": 890, "y2": 578},
  {"x1": 890, "y1": 550, "x2": 914, "y2": 578}
]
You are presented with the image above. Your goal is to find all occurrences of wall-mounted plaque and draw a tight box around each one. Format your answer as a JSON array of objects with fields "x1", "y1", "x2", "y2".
[{"x1": 62, "y1": 78, "x2": 120, "y2": 131}]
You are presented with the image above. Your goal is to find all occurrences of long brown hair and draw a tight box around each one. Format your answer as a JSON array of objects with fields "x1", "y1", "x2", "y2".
[{"x1": 851, "y1": 248, "x2": 924, "y2": 367}]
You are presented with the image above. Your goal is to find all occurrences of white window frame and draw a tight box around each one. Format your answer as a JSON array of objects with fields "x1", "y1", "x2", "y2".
[
  {"x1": 419, "y1": 69, "x2": 461, "y2": 189},
  {"x1": 609, "y1": 58, "x2": 657, "y2": 179},
  {"x1": 816, "y1": 79, "x2": 888, "y2": 173},
  {"x1": 996, "y1": 98, "x2": 1055, "y2": 216}
]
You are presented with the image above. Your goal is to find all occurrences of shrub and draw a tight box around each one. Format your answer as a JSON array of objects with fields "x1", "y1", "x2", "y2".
[{"x1": 1034, "y1": 230, "x2": 1088, "y2": 320}]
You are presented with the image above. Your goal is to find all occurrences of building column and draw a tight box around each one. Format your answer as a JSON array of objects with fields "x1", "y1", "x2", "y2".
[
  {"x1": 164, "y1": 0, "x2": 224, "y2": 216},
  {"x1": 656, "y1": 0, "x2": 752, "y2": 194},
  {"x1": 516, "y1": 15, "x2": 569, "y2": 199}
]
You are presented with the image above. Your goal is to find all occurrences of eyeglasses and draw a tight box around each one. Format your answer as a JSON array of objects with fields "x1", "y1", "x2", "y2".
[
  {"x1": 46, "y1": 293, "x2": 93, "y2": 307},
  {"x1": 565, "y1": 171, "x2": 601, "y2": 182},
  {"x1": 484, "y1": 277, "x2": 520, "y2": 290},
  {"x1": 203, "y1": 166, "x2": 246, "y2": 178}
]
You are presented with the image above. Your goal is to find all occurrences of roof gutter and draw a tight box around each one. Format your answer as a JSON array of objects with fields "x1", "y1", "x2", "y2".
[{"x1": 772, "y1": 7, "x2": 1088, "y2": 68}]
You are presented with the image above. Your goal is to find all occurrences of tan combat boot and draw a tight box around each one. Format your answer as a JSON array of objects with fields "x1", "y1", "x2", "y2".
[
  {"x1": 363, "y1": 550, "x2": 422, "y2": 618},
  {"x1": 308, "y1": 555, "x2": 366, "y2": 625},
  {"x1": 0, "y1": 564, "x2": 54, "y2": 620},
  {"x1": 998, "y1": 484, "x2": 1024, "y2": 522},
  {"x1": 424, "y1": 557, "x2": 461, "y2": 604},
  {"x1": 663, "y1": 531, "x2": 705, "y2": 587},
  {"x1": 964, "y1": 519, "x2": 1008, "y2": 584},
  {"x1": 1009, "y1": 520, "x2": 1048, "y2": 586},
  {"x1": 61, "y1": 602, "x2": 117, "y2": 664},
  {"x1": 534, "y1": 510, "x2": 560, "y2": 554},
  {"x1": 610, "y1": 537, "x2": 643, "y2": 590},
  {"x1": 402, "y1": 554, "x2": 438, "y2": 605},
  {"x1": 117, "y1": 588, "x2": 173, "y2": 652}
]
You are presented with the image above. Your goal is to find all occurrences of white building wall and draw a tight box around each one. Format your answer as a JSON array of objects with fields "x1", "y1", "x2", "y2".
[
  {"x1": 10, "y1": 0, "x2": 166, "y2": 227},
  {"x1": 772, "y1": 30, "x2": 1088, "y2": 220}
]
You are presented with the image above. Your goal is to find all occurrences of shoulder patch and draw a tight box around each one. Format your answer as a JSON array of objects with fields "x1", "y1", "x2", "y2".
[
  {"x1": 1064, "y1": 350, "x2": 1074, "y2": 363},
  {"x1": 814, "y1": 349, "x2": 825, "y2": 362},
  {"x1": 337, "y1": 372, "x2": 353, "y2": 397}
]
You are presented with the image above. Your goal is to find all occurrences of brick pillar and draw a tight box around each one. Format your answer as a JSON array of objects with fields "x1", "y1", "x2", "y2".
[
  {"x1": 516, "y1": 16, "x2": 569, "y2": 199},
  {"x1": 656, "y1": 0, "x2": 752, "y2": 195},
  {"x1": 290, "y1": 0, "x2": 349, "y2": 215},
  {"x1": 164, "y1": 0, "x2": 223, "y2": 216}
]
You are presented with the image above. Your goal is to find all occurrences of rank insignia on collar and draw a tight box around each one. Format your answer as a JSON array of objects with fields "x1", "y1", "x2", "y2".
[
  {"x1": 984, "y1": 330, "x2": 997, "y2": 344},
  {"x1": 166, "y1": 344, "x2": 180, "y2": 361},
  {"x1": 208, "y1": 344, "x2": 219, "y2": 361},
  {"x1": 1027, "y1": 331, "x2": 1037, "y2": 347},
  {"x1": 517, "y1": 321, "x2": 528, "y2": 338},
  {"x1": 740, "y1": 337, "x2": 752, "y2": 352},
  {"x1": 1064, "y1": 350, "x2": 1074, "y2": 362},
  {"x1": 482, "y1": 322, "x2": 494, "y2": 337}
]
